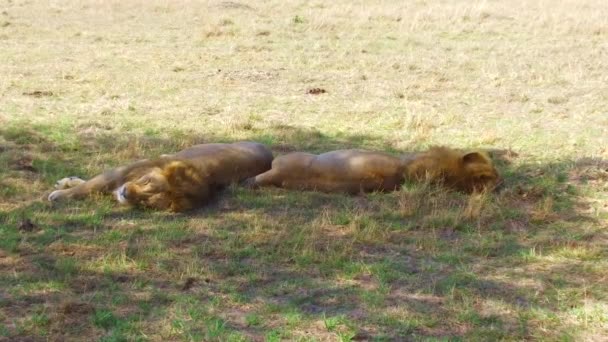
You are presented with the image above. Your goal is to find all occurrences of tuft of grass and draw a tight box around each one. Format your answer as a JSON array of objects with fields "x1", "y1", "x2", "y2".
[
  {"x1": 0, "y1": 225, "x2": 21, "y2": 253},
  {"x1": 245, "y1": 313, "x2": 262, "y2": 327},
  {"x1": 93, "y1": 309, "x2": 120, "y2": 330}
]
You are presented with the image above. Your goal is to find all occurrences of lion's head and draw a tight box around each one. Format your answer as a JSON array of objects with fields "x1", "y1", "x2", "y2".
[
  {"x1": 115, "y1": 160, "x2": 210, "y2": 212},
  {"x1": 450, "y1": 151, "x2": 501, "y2": 192},
  {"x1": 407, "y1": 148, "x2": 501, "y2": 193}
]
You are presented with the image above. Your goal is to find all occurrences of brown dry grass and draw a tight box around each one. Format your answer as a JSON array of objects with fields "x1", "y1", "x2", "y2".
[{"x1": 1, "y1": 0, "x2": 607, "y2": 341}]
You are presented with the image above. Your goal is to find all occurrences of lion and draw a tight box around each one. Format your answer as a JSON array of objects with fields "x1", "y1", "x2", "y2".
[
  {"x1": 244, "y1": 146, "x2": 500, "y2": 193},
  {"x1": 48, "y1": 142, "x2": 273, "y2": 212}
]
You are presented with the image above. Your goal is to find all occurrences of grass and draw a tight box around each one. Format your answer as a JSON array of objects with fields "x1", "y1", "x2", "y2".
[{"x1": 1, "y1": 0, "x2": 607, "y2": 340}]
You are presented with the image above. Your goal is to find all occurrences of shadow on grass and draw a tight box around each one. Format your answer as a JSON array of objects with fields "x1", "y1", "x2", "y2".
[{"x1": 0, "y1": 123, "x2": 606, "y2": 340}]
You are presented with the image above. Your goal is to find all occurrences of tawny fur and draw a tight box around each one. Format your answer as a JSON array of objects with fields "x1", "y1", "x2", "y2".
[
  {"x1": 404, "y1": 147, "x2": 500, "y2": 192},
  {"x1": 245, "y1": 146, "x2": 500, "y2": 194},
  {"x1": 49, "y1": 142, "x2": 273, "y2": 212}
]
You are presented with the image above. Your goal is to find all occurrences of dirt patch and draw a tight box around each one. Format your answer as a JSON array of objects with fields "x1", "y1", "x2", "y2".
[
  {"x1": 505, "y1": 219, "x2": 528, "y2": 233},
  {"x1": 22, "y1": 91, "x2": 54, "y2": 97},
  {"x1": 59, "y1": 301, "x2": 94, "y2": 315},
  {"x1": 50, "y1": 301, "x2": 98, "y2": 341},
  {"x1": 18, "y1": 218, "x2": 38, "y2": 232},
  {"x1": 69, "y1": 276, "x2": 105, "y2": 294},
  {"x1": 12, "y1": 154, "x2": 36, "y2": 172},
  {"x1": 181, "y1": 277, "x2": 196, "y2": 291},
  {"x1": 47, "y1": 242, "x2": 104, "y2": 259},
  {"x1": 216, "y1": 1, "x2": 255, "y2": 10},
  {"x1": 307, "y1": 88, "x2": 327, "y2": 95},
  {"x1": 569, "y1": 158, "x2": 608, "y2": 183}
]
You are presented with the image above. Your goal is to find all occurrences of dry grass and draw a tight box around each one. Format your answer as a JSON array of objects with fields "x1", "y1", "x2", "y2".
[{"x1": 1, "y1": 0, "x2": 607, "y2": 340}]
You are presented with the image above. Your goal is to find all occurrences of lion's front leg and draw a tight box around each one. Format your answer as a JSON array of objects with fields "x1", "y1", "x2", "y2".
[
  {"x1": 48, "y1": 175, "x2": 114, "y2": 202},
  {"x1": 47, "y1": 159, "x2": 156, "y2": 203},
  {"x1": 47, "y1": 188, "x2": 73, "y2": 202},
  {"x1": 48, "y1": 176, "x2": 88, "y2": 202},
  {"x1": 48, "y1": 174, "x2": 117, "y2": 202}
]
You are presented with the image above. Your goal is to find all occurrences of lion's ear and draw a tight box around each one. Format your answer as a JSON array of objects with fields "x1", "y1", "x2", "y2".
[{"x1": 462, "y1": 152, "x2": 489, "y2": 165}]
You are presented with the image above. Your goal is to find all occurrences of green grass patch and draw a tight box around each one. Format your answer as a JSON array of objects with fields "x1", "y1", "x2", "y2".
[
  {"x1": 0, "y1": 225, "x2": 21, "y2": 253},
  {"x1": 1, "y1": 0, "x2": 606, "y2": 340}
]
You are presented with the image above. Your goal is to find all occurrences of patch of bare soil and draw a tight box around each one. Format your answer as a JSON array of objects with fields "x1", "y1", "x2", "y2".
[
  {"x1": 216, "y1": 1, "x2": 255, "y2": 10},
  {"x1": 307, "y1": 88, "x2": 327, "y2": 95},
  {"x1": 22, "y1": 91, "x2": 54, "y2": 97},
  {"x1": 50, "y1": 301, "x2": 99, "y2": 341},
  {"x1": 18, "y1": 218, "x2": 38, "y2": 232}
]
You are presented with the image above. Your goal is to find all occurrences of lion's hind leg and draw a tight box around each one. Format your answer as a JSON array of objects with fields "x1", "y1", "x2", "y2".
[{"x1": 54, "y1": 176, "x2": 86, "y2": 190}]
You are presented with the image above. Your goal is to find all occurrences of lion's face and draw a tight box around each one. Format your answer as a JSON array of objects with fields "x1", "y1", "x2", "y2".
[
  {"x1": 116, "y1": 168, "x2": 173, "y2": 210},
  {"x1": 408, "y1": 148, "x2": 502, "y2": 193},
  {"x1": 115, "y1": 161, "x2": 208, "y2": 212},
  {"x1": 455, "y1": 152, "x2": 501, "y2": 192}
]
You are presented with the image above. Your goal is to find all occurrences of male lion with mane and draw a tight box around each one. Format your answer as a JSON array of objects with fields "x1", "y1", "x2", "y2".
[
  {"x1": 245, "y1": 146, "x2": 500, "y2": 193},
  {"x1": 48, "y1": 142, "x2": 273, "y2": 212}
]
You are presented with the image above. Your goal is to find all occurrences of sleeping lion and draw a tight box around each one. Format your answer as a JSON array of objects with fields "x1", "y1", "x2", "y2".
[
  {"x1": 245, "y1": 146, "x2": 500, "y2": 193},
  {"x1": 48, "y1": 142, "x2": 273, "y2": 212}
]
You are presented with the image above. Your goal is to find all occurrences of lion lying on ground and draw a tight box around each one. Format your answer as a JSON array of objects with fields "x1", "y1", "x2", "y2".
[
  {"x1": 245, "y1": 146, "x2": 500, "y2": 193},
  {"x1": 48, "y1": 142, "x2": 273, "y2": 212}
]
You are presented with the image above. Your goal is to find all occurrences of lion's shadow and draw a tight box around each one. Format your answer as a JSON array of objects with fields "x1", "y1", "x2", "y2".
[{"x1": 1, "y1": 124, "x2": 606, "y2": 340}]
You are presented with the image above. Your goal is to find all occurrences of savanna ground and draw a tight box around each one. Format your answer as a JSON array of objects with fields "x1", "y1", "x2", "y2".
[{"x1": 1, "y1": 0, "x2": 607, "y2": 340}]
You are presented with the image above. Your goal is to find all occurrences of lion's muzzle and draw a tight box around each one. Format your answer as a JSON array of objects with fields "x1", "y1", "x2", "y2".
[{"x1": 115, "y1": 184, "x2": 129, "y2": 204}]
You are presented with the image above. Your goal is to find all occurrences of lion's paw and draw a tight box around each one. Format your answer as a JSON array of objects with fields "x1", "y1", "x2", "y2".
[
  {"x1": 55, "y1": 176, "x2": 85, "y2": 189},
  {"x1": 48, "y1": 189, "x2": 67, "y2": 202}
]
